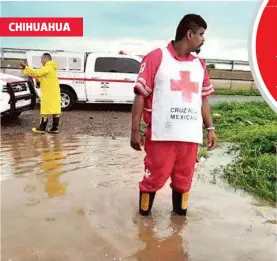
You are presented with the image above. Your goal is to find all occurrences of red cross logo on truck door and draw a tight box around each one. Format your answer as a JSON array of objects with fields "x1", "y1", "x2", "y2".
[{"x1": 170, "y1": 71, "x2": 199, "y2": 103}]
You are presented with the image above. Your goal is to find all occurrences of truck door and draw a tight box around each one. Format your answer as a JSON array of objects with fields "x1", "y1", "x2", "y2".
[
  {"x1": 85, "y1": 56, "x2": 115, "y2": 102},
  {"x1": 85, "y1": 55, "x2": 140, "y2": 103},
  {"x1": 108, "y1": 57, "x2": 140, "y2": 102}
]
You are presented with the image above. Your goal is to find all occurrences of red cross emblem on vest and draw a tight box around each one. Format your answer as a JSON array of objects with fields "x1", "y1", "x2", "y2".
[{"x1": 170, "y1": 71, "x2": 199, "y2": 103}]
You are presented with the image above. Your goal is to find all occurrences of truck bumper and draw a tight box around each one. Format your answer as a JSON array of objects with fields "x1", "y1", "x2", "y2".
[{"x1": 1, "y1": 80, "x2": 37, "y2": 116}]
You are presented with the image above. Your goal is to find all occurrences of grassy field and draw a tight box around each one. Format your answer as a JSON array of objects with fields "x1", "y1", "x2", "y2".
[
  {"x1": 211, "y1": 101, "x2": 276, "y2": 204},
  {"x1": 214, "y1": 89, "x2": 261, "y2": 96}
]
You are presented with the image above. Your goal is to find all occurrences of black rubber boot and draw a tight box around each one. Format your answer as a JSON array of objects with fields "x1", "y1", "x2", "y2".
[
  {"x1": 48, "y1": 116, "x2": 60, "y2": 133},
  {"x1": 32, "y1": 117, "x2": 48, "y2": 133},
  {"x1": 139, "y1": 191, "x2": 156, "y2": 216},
  {"x1": 172, "y1": 190, "x2": 189, "y2": 216}
]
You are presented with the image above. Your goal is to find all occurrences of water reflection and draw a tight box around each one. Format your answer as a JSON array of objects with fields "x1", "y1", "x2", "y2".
[
  {"x1": 39, "y1": 135, "x2": 67, "y2": 198},
  {"x1": 1, "y1": 134, "x2": 139, "y2": 198},
  {"x1": 132, "y1": 215, "x2": 189, "y2": 261},
  {"x1": 1, "y1": 134, "x2": 276, "y2": 261},
  {"x1": 1, "y1": 134, "x2": 78, "y2": 197}
]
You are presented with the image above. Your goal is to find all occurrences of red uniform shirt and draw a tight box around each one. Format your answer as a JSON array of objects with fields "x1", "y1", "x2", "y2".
[{"x1": 134, "y1": 41, "x2": 214, "y2": 124}]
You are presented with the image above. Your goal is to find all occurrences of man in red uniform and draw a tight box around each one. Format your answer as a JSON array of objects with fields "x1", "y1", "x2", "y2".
[{"x1": 131, "y1": 14, "x2": 217, "y2": 216}]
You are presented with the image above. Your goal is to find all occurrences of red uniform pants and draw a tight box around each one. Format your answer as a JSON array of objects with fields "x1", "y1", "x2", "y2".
[{"x1": 139, "y1": 128, "x2": 198, "y2": 193}]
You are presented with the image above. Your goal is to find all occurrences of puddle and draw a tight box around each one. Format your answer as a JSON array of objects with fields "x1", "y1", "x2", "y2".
[{"x1": 1, "y1": 133, "x2": 276, "y2": 261}]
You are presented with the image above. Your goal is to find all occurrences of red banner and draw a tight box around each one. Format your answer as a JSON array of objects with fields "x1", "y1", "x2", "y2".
[{"x1": 0, "y1": 17, "x2": 83, "y2": 37}]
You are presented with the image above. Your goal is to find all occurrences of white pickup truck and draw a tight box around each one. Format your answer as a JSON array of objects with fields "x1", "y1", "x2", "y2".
[
  {"x1": 26, "y1": 50, "x2": 142, "y2": 110},
  {"x1": 0, "y1": 72, "x2": 36, "y2": 119}
]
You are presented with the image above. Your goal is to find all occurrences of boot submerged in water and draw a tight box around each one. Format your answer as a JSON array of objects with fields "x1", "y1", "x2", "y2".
[
  {"x1": 32, "y1": 117, "x2": 48, "y2": 134},
  {"x1": 172, "y1": 190, "x2": 189, "y2": 216},
  {"x1": 48, "y1": 116, "x2": 60, "y2": 133},
  {"x1": 139, "y1": 191, "x2": 156, "y2": 216}
]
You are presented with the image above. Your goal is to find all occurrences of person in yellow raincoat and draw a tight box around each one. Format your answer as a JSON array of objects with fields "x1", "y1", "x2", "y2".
[{"x1": 20, "y1": 53, "x2": 61, "y2": 133}]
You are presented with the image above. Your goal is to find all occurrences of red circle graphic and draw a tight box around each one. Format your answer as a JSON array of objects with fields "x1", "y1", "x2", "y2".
[{"x1": 255, "y1": 0, "x2": 277, "y2": 109}]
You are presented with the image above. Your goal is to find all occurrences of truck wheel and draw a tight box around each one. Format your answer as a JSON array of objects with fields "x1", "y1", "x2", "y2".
[
  {"x1": 10, "y1": 112, "x2": 22, "y2": 119},
  {"x1": 61, "y1": 88, "x2": 75, "y2": 111},
  {"x1": 2, "y1": 112, "x2": 22, "y2": 121}
]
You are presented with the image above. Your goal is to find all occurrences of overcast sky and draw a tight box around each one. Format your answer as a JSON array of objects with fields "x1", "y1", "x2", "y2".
[{"x1": 1, "y1": 1, "x2": 259, "y2": 61}]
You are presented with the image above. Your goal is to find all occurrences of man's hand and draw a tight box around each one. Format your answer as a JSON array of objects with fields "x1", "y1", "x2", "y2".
[
  {"x1": 207, "y1": 130, "x2": 217, "y2": 150},
  {"x1": 130, "y1": 129, "x2": 144, "y2": 151},
  {"x1": 20, "y1": 61, "x2": 27, "y2": 69}
]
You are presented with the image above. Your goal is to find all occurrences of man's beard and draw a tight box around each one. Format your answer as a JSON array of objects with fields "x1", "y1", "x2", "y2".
[
  {"x1": 190, "y1": 43, "x2": 203, "y2": 54},
  {"x1": 196, "y1": 43, "x2": 203, "y2": 54}
]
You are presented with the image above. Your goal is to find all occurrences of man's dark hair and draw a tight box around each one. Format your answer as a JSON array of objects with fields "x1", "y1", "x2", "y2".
[
  {"x1": 42, "y1": 53, "x2": 52, "y2": 60},
  {"x1": 175, "y1": 14, "x2": 207, "y2": 42}
]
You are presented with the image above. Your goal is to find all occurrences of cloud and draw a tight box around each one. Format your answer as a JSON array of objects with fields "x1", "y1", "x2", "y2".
[
  {"x1": 2, "y1": 36, "x2": 248, "y2": 63},
  {"x1": 198, "y1": 25, "x2": 249, "y2": 61},
  {"x1": 36, "y1": 36, "x2": 249, "y2": 61},
  {"x1": 33, "y1": 37, "x2": 169, "y2": 56},
  {"x1": 200, "y1": 38, "x2": 249, "y2": 61}
]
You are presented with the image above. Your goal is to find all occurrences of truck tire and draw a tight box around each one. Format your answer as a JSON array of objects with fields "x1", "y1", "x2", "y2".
[
  {"x1": 60, "y1": 88, "x2": 75, "y2": 111},
  {"x1": 11, "y1": 112, "x2": 22, "y2": 119},
  {"x1": 2, "y1": 112, "x2": 22, "y2": 121}
]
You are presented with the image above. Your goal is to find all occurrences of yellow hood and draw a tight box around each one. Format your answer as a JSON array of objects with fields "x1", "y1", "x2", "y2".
[{"x1": 45, "y1": 60, "x2": 58, "y2": 70}]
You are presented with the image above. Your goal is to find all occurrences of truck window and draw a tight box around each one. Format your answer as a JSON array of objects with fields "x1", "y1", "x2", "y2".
[
  {"x1": 30, "y1": 55, "x2": 67, "y2": 70},
  {"x1": 52, "y1": 56, "x2": 67, "y2": 71},
  {"x1": 32, "y1": 56, "x2": 42, "y2": 68},
  {"x1": 68, "y1": 57, "x2": 82, "y2": 71},
  {"x1": 95, "y1": 58, "x2": 116, "y2": 73},
  {"x1": 94, "y1": 57, "x2": 140, "y2": 74},
  {"x1": 115, "y1": 58, "x2": 140, "y2": 74}
]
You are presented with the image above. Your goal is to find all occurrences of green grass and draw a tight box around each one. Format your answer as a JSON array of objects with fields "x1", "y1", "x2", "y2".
[
  {"x1": 211, "y1": 101, "x2": 277, "y2": 204},
  {"x1": 215, "y1": 89, "x2": 261, "y2": 96},
  {"x1": 198, "y1": 146, "x2": 208, "y2": 158}
]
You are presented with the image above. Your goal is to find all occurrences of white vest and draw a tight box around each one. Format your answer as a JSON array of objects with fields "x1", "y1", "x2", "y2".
[{"x1": 151, "y1": 47, "x2": 204, "y2": 144}]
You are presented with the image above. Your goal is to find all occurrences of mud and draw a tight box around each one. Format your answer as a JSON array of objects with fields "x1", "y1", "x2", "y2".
[
  {"x1": 1, "y1": 104, "x2": 133, "y2": 137},
  {"x1": 1, "y1": 133, "x2": 276, "y2": 261},
  {"x1": 1, "y1": 95, "x2": 263, "y2": 136}
]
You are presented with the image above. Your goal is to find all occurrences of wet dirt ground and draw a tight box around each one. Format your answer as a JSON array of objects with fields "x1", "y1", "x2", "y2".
[
  {"x1": 1, "y1": 104, "x2": 132, "y2": 137},
  {"x1": 1, "y1": 95, "x2": 264, "y2": 136},
  {"x1": 1, "y1": 131, "x2": 276, "y2": 261}
]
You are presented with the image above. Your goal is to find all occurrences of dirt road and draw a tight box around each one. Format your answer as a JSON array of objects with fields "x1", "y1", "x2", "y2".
[
  {"x1": 1, "y1": 104, "x2": 132, "y2": 136},
  {"x1": 1, "y1": 95, "x2": 263, "y2": 136}
]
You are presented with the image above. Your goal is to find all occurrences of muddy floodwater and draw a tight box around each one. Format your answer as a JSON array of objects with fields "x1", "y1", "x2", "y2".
[{"x1": 1, "y1": 133, "x2": 276, "y2": 261}]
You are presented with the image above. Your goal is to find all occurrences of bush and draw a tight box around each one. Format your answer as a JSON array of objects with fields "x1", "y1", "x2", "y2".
[{"x1": 212, "y1": 101, "x2": 277, "y2": 203}]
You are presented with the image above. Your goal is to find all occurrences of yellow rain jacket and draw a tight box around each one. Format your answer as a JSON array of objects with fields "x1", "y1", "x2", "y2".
[{"x1": 23, "y1": 60, "x2": 61, "y2": 115}]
